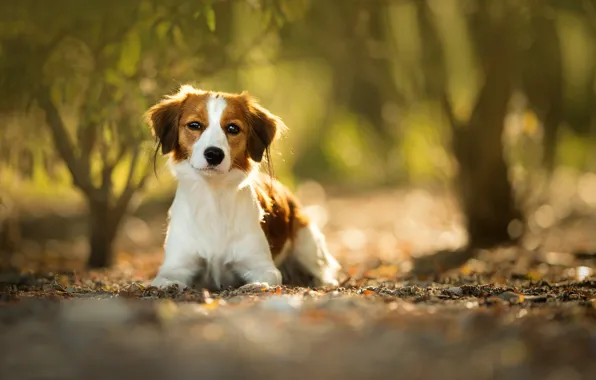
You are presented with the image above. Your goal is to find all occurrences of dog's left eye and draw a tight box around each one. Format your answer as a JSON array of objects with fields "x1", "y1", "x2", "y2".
[
  {"x1": 187, "y1": 122, "x2": 203, "y2": 130},
  {"x1": 226, "y1": 124, "x2": 240, "y2": 135}
]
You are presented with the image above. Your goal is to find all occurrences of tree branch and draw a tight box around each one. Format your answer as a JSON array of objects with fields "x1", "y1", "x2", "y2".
[
  {"x1": 124, "y1": 146, "x2": 141, "y2": 192},
  {"x1": 36, "y1": 86, "x2": 97, "y2": 198},
  {"x1": 113, "y1": 149, "x2": 151, "y2": 222},
  {"x1": 102, "y1": 143, "x2": 128, "y2": 177},
  {"x1": 441, "y1": 90, "x2": 458, "y2": 132}
]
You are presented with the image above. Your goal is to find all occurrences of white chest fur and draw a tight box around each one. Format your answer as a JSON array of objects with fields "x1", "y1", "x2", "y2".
[{"x1": 151, "y1": 162, "x2": 281, "y2": 291}]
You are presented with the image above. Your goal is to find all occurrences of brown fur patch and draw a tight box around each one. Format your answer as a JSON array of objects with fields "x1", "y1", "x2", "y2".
[
  {"x1": 173, "y1": 92, "x2": 210, "y2": 162},
  {"x1": 220, "y1": 95, "x2": 253, "y2": 172},
  {"x1": 252, "y1": 172, "x2": 310, "y2": 259}
]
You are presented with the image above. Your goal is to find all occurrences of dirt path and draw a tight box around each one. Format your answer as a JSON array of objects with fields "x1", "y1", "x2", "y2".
[{"x1": 2, "y1": 247, "x2": 596, "y2": 380}]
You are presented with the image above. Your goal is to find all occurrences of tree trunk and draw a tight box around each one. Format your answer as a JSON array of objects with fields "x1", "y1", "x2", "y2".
[
  {"x1": 452, "y1": 3, "x2": 523, "y2": 249},
  {"x1": 87, "y1": 200, "x2": 119, "y2": 269},
  {"x1": 453, "y1": 124, "x2": 522, "y2": 248},
  {"x1": 411, "y1": 4, "x2": 523, "y2": 276}
]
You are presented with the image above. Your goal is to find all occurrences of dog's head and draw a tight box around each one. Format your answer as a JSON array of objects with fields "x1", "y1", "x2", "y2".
[{"x1": 146, "y1": 85, "x2": 286, "y2": 178}]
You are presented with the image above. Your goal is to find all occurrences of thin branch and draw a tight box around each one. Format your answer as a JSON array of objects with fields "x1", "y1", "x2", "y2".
[
  {"x1": 78, "y1": 97, "x2": 101, "y2": 174},
  {"x1": 102, "y1": 143, "x2": 128, "y2": 176},
  {"x1": 99, "y1": 165, "x2": 113, "y2": 199},
  {"x1": 124, "y1": 146, "x2": 141, "y2": 192},
  {"x1": 79, "y1": 122, "x2": 98, "y2": 157},
  {"x1": 441, "y1": 90, "x2": 458, "y2": 132},
  {"x1": 36, "y1": 86, "x2": 97, "y2": 198},
  {"x1": 113, "y1": 153, "x2": 151, "y2": 222}
]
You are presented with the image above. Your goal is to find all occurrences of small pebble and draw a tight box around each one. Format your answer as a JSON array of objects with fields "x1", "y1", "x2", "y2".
[
  {"x1": 447, "y1": 287, "x2": 464, "y2": 296},
  {"x1": 499, "y1": 291, "x2": 524, "y2": 303}
]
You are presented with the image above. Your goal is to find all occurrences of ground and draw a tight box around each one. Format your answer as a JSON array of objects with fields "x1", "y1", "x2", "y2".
[{"x1": 1, "y1": 188, "x2": 596, "y2": 380}]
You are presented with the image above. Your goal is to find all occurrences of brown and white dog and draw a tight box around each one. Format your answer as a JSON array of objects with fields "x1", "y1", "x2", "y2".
[{"x1": 146, "y1": 85, "x2": 341, "y2": 291}]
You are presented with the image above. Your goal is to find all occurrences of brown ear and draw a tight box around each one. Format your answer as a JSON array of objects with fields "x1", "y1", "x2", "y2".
[
  {"x1": 145, "y1": 96, "x2": 184, "y2": 155},
  {"x1": 246, "y1": 101, "x2": 286, "y2": 162}
]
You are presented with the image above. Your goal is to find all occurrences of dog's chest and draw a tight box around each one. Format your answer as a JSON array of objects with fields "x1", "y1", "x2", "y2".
[{"x1": 170, "y1": 183, "x2": 262, "y2": 260}]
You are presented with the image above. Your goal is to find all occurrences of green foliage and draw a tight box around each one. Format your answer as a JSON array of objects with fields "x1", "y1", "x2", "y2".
[
  {"x1": 1, "y1": 0, "x2": 596, "y2": 196},
  {"x1": 557, "y1": 127, "x2": 593, "y2": 170},
  {"x1": 118, "y1": 31, "x2": 142, "y2": 77}
]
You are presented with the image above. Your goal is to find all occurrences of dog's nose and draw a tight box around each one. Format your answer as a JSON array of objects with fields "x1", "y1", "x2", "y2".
[{"x1": 204, "y1": 147, "x2": 225, "y2": 166}]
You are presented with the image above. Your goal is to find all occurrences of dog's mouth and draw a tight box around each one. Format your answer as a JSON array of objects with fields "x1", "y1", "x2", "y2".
[
  {"x1": 197, "y1": 166, "x2": 224, "y2": 175},
  {"x1": 188, "y1": 161, "x2": 228, "y2": 176}
]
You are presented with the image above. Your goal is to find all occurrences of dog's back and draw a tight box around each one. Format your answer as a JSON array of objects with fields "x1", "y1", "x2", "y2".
[{"x1": 252, "y1": 173, "x2": 341, "y2": 287}]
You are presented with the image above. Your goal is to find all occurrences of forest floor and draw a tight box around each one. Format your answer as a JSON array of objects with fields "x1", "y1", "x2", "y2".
[{"x1": 2, "y1": 188, "x2": 596, "y2": 380}]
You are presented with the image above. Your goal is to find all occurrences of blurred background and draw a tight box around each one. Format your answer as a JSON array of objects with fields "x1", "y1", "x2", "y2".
[{"x1": 1, "y1": 0, "x2": 595, "y2": 277}]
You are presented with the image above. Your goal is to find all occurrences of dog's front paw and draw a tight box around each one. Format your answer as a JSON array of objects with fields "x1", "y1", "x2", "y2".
[
  {"x1": 151, "y1": 276, "x2": 189, "y2": 292},
  {"x1": 238, "y1": 282, "x2": 271, "y2": 293}
]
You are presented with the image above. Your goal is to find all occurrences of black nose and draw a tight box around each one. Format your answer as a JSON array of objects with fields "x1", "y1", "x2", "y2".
[{"x1": 204, "y1": 147, "x2": 225, "y2": 166}]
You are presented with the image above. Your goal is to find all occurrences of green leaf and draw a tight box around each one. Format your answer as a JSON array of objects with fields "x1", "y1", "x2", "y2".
[
  {"x1": 172, "y1": 25, "x2": 185, "y2": 47},
  {"x1": 155, "y1": 21, "x2": 171, "y2": 40},
  {"x1": 117, "y1": 30, "x2": 141, "y2": 77},
  {"x1": 105, "y1": 69, "x2": 121, "y2": 86},
  {"x1": 274, "y1": 12, "x2": 285, "y2": 28},
  {"x1": 102, "y1": 122, "x2": 113, "y2": 144},
  {"x1": 204, "y1": 4, "x2": 216, "y2": 32}
]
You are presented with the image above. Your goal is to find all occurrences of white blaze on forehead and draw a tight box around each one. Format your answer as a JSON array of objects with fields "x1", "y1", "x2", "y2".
[
  {"x1": 200, "y1": 95, "x2": 228, "y2": 147},
  {"x1": 207, "y1": 95, "x2": 227, "y2": 129}
]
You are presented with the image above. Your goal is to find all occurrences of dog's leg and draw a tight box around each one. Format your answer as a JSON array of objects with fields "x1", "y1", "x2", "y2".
[
  {"x1": 231, "y1": 231, "x2": 282, "y2": 288},
  {"x1": 151, "y1": 256, "x2": 199, "y2": 290},
  {"x1": 151, "y1": 236, "x2": 201, "y2": 290},
  {"x1": 290, "y1": 223, "x2": 341, "y2": 287}
]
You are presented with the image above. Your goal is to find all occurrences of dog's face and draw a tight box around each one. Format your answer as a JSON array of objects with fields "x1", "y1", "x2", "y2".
[{"x1": 146, "y1": 85, "x2": 285, "y2": 176}]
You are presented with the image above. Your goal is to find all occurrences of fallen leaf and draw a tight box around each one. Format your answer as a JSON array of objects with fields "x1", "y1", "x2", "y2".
[
  {"x1": 56, "y1": 275, "x2": 70, "y2": 287},
  {"x1": 346, "y1": 266, "x2": 360, "y2": 277},
  {"x1": 526, "y1": 271, "x2": 542, "y2": 281},
  {"x1": 203, "y1": 301, "x2": 219, "y2": 310},
  {"x1": 366, "y1": 264, "x2": 399, "y2": 278}
]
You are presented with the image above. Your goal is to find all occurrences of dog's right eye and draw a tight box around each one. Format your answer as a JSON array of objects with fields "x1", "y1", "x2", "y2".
[{"x1": 187, "y1": 122, "x2": 203, "y2": 130}]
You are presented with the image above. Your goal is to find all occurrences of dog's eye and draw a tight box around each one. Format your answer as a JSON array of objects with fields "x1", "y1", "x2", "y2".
[
  {"x1": 226, "y1": 123, "x2": 240, "y2": 135},
  {"x1": 187, "y1": 122, "x2": 203, "y2": 130}
]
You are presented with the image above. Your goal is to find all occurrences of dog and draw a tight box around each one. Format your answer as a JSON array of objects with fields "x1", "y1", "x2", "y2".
[{"x1": 145, "y1": 85, "x2": 341, "y2": 291}]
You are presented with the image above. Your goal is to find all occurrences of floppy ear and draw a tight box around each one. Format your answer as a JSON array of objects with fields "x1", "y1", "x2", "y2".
[
  {"x1": 145, "y1": 96, "x2": 184, "y2": 155},
  {"x1": 246, "y1": 99, "x2": 286, "y2": 162}
]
